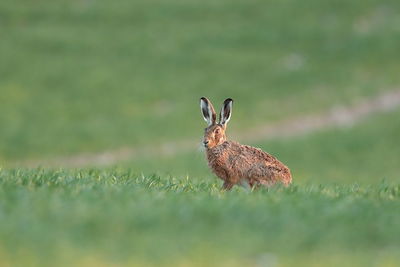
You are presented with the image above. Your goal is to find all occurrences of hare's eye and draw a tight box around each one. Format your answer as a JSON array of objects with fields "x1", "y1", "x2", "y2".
[{"x1": 215, "y1": 129, "x2": 220, "y2": 134}]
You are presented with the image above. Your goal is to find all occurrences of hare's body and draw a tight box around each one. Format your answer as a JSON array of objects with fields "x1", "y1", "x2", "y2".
[
  {"x1": 200, "y1": 97, "x2": 292, "y2": 190},
  {"x1": 206, "y1": 141, "x2": 292, "y2": 189}
]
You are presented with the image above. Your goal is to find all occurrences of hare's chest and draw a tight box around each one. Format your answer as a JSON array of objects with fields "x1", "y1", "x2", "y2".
[{"x1": 207, "y1": 151, "x2": 230, "y2": 181}]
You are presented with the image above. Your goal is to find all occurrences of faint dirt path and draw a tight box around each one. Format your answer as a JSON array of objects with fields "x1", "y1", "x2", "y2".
[{"x1": 17, "y1": 90, "x2": 400, "y2": 168}]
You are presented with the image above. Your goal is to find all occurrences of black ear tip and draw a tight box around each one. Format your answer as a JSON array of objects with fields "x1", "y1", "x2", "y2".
[
  {"x1": 200, "y1": 97, "x2": 207, "y2": 101},
  {"x1": 224, "y1": 98, "x2": 233, "y2": 103}
]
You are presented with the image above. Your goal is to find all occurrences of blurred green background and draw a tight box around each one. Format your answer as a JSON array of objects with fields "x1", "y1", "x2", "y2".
[
  {"x1": 1, "y1": 0, "x2": 400, "y2": 266},
  {"x1": 1, "y1": 0, "x2": 399, "y2": 184}
]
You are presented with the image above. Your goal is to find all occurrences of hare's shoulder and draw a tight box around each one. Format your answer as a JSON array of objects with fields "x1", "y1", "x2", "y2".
[{"x1": 221, "y1": 141, "x2": 242, "y2": 151}]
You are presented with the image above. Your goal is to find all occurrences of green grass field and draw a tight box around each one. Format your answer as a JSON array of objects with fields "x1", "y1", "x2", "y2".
[
  {"x1": 1, "y1": 0, "x2": 400, "y2": 266},
  {"x1": 1, "y1": 169, "x2": 400, "y2": 267}
]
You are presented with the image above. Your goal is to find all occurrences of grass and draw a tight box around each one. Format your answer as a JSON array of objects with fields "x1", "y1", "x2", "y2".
[{"x1": 1, "y1": 168, "x2": 400, "y2": 266}]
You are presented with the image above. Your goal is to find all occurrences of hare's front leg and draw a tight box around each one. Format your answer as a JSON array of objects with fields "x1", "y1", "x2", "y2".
[{"x1": 222, "y1": 181, "x2": 234, "y2": 191}]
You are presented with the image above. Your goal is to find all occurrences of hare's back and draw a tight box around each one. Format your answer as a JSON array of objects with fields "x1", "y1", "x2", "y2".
[{"x1": 239, "y1": 144, "x2": 292, "y2": 185}]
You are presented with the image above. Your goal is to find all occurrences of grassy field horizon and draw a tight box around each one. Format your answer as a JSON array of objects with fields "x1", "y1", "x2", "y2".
[{"x1": 2, "y1": 0, "x2": 400, "y2": 162}]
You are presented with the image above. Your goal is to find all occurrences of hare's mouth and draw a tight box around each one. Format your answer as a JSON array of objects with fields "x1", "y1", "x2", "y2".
[{"x1": 203, "y1": 141, "x2": 209, "y2": 148}]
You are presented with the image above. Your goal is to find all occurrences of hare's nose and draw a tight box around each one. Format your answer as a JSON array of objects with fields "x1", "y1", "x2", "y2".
[{"x1": 203, "y1": 141, "x2": 209, "y2": 146}]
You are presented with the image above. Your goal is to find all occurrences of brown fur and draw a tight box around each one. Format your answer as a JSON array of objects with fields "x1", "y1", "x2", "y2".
[{"x1": 201, "y1": 98, "x2": 292, "y2": 190}]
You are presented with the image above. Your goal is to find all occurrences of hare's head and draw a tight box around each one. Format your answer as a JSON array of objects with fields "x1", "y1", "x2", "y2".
[{"x1": 200, "y1": 97, "x2": 233, "y2": 149}]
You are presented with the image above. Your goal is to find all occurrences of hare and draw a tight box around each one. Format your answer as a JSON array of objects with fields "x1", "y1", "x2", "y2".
[{"x1": 200, "y1": 97, "x2": 292, "y2": 190}]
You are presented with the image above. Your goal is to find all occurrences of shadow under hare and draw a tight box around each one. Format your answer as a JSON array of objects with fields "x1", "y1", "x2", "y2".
[{"x1": 200, "y1": 97, "x2": 292, "y2": 190}]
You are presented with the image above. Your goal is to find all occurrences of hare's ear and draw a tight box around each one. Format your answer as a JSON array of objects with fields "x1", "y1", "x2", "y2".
[
  {"x1": 200, "y1": 97, "x2": 217, "y2": 126},
  {"x1": 219, "y1": 98, "x2": 233, "y2": 126}
]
